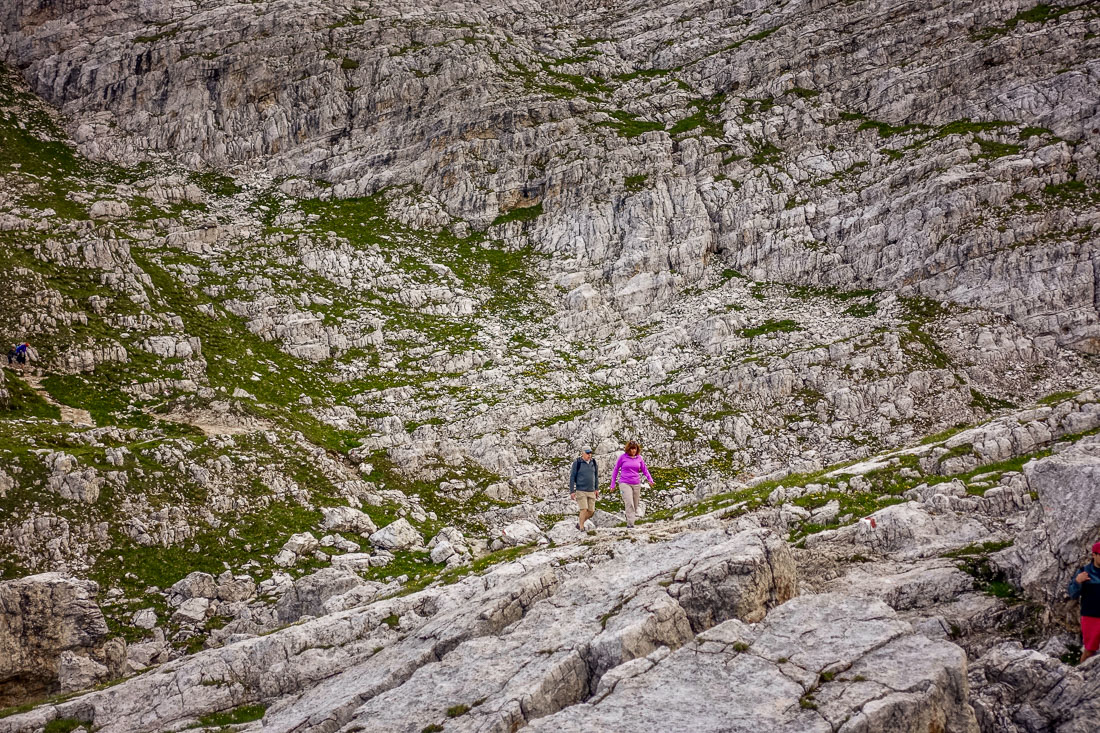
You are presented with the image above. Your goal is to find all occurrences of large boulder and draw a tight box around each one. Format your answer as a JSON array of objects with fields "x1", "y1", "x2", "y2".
[
  {"x1": 527, "y1": 594, "x2": 978, "y2": 733},
  {"x1": 1001, "y1": 436, "x2": 1100, "y2": 618},
  {"x1": 321, "y1": 506, "x2": 378, "y2": 537},
  {"x1": 969, "y1": 642, "x2": 1100, "y2": 733},
  {"x1": 166, "y1": 571, "x2": 217, "y2": 607},
  {"x1": 498, "y1": 519, "x2": 546, "y2": 548},
  {"x1": 275, "y1": 568, "x2": 367, "y2": 623},
  {"x1": 0, "y1": 574, "x2": 109, "y2": 706},
  {"x1": 368, "y1": 519, "x2": 423, "y2": 551}
]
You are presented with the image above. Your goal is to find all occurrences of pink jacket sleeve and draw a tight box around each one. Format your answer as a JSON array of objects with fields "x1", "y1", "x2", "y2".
[
  {"x1": 610, "y1": 454, "x2": 626, "y2": 491},
  {"x1": 640, "y1": 457, "x2": 654, "y2": 485}
]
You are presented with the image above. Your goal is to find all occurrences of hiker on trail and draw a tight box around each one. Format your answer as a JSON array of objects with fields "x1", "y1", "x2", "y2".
[
  {"x1": 1068, "y1": 540, "x2": 1100, "y2": 663},
  {"x1": 611, "y1": 440, "x2": 655, "y2": 529},
  {"x1": 569, "y1": 447, "x2": 599, "y2": 531},
  {"x1": 6, "y1": 342, "x2": 28, "y2": 367}
]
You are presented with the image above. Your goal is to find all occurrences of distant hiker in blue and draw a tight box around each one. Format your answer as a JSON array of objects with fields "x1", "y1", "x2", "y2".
[
  {"x1": 1068, "y1": 540, "x2": 1100, "y2": 664},
  {"x1": 569, "y1": 447, "x2": 599, "y2": 531},
  {"x1": 6, "y1": 342, "x2": 28, "y2": 367}
]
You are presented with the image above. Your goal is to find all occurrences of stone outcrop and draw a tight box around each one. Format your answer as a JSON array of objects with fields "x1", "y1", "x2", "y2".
[
  {"x1": 969, "y1": 642, "x2": 1100, "y2": 733},
  {"x1": 0, "y1": 526, "x2": 797, "y2": 732},
  {"x1": 528, "y1": 594, "x2": 978, "y2": 733},
  {"x1": 0, "y1": 574, "x2": 109, "y2": 706},
  {"x1": 1000, "y1": 435, "x2": 1100, "y2": 621}
]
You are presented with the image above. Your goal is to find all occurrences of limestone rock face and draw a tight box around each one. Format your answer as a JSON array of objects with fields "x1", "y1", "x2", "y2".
[
  {"x1": 0, "y1": 573, "x2": 109, "y2": 706},
  {"x1": 968, "y1": 642, "x2": 1100, "y2": 733},
  {"x1": 528, "y1": 593, "x2": 978, "y2": 733},
  {"x1": 0, "y1": 526, "x2": 797, "y2": 732},
  {"x1": 1, "y1": 0, "x2": 1097, "y2": 351},
  {"x1": 1001, "y1": 435, "x2": 1100, "y2": 616},
  {"x1": 275, "y1": 567, "x2": 366, "y2": 624}
]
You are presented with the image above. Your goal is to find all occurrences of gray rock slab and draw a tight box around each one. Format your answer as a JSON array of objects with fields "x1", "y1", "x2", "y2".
[{"x1": 527, "y1": 594, "x2": 977, "y2": 733}]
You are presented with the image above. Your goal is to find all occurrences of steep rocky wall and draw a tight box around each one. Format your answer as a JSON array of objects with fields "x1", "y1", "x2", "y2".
[
  {"x1": 1, "y1": 0, "x2": 1097, "y2": 349},
  {"x1": 0, "y1": 574, "x2": 110, "y2": 707}
]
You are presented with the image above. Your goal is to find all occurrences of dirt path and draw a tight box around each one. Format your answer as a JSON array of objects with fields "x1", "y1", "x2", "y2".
[
  {"x1": 22, "y1": 372, "x2": 95, "y2": 427},
  {"x1": 155, "y1": 408, "x2": 275, "y2": 437}
]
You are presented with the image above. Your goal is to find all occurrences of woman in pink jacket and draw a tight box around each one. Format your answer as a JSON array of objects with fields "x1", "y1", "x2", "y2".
[{"x1": 611, "y1": 440, "x2": 655, "y2": 528}]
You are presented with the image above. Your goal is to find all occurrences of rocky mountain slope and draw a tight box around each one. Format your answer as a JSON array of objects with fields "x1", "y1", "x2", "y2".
[{"x1": 0, "y1": 0, "x2": 1098, "y2": 730}]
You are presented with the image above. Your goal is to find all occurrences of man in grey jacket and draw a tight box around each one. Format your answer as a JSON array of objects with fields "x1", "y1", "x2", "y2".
[{"x1": 569, "y1": 447, "x2": 599, "y2": 531}]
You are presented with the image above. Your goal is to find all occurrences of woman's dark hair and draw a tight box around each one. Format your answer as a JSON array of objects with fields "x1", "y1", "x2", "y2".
[{"x1": 625, "y1": 441, "x2": 641, "y2": 455}]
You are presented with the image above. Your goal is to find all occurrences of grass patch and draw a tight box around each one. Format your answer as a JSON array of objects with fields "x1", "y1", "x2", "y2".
[
  {"x1": 973, "y1": 138, "x2": 1022, "y2": 160},
  {"x1": 491, "y1": 202, "x2": 543, "y2": 227},
  {"x1": 599, "y1": 110, "x2": 664, "y2": 139},
  {"x1": 0, "y1": 369, "x2": 61, "y2": 419},
  {"x1": 941, "y1": 540, "x2": 1013, "y2": 558},
  {"x1": 972, "y1": 3, "x2": 1076, "y2": 40},
  {"x1": 1038, "y1": 390, "x2": 1078, "y2": 406},
  {"x1": 919, "y1": 423, "x2": 970, "y2": 445},
  {"x1": 195, "y1": 704, "x2": 266, "y2": 728},
  {"x1": 740, "y1": 319, "x2": 801, "y2": 339}
]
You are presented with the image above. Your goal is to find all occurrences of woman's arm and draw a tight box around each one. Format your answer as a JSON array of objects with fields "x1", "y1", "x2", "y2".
[
  {"x1": 640, "y1": 457, "x2": 655, "y2": 485},
  {"x1": 611, "y1": 454, "x2": 625, "y2": 491}
]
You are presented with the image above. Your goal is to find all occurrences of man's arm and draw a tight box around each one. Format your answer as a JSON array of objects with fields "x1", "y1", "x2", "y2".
[
  {"x1": 1069, "y1": 566, "x2": 1086, "y2": 599},
  {"x1": 569, "y1": 459, "x2": 578, "y2": 494}
]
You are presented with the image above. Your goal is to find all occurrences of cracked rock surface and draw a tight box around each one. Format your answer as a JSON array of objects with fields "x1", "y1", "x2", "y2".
[{"x1": 527, "y1": 593, "x2": 977, "y2": 733}]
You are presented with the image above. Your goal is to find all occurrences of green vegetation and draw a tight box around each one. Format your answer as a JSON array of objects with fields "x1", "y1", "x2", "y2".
[
  {"x1": 941, "y1": 540, "x2": 1013, "y2": 558},
  {"x1": 839, "y1": 111, "x2": 926, "y2": 138},
  {"x1": 340, "y1": 58, "x2": 361, "y2": 70},
  {"x1": 919, "y1": 423, "x2": 969, "y2": 445},
  {"x1": 0, "y1": 370, "x2": 61, "y2": 419},
  {"x1": 740, "y1": 319, "x2": 802, "y2": 339},
  {"x1": 491, "y1": 202, "x2": 543, "y2": 227},
  {"x1": 195, "y1": 704, "x2": 267, "y2": 728},
  {"x1": 599, "y1": 111, "x2": 664, "y2": 139},
  {"x1": 624, "y1": 174, "x2": 649, "y2": 192},
  {"x1": 1038, "y1": 390, "x2": 1078, "y2": 405},
  {"x1": 669, "y1": 94, "x2": 727, "y2": 138},
  {"x1": 748, "y1": 137, "x2": 782, "y2": 166},
  {"x1": 972, "y1": 3, "x2": 1077, "y2": 40},
  {"x1": 446, "y1": 704, "x2": 470, "y2": 717},
  {"x1": 970, "y1": 388, "x2": 1016, "y2": 413},
  {"x1": 1043, "y1": 179, "x2": 1097, "y2": 205},
  {"x1": 956, "y1": 555, "x2": 1021, "y2": 601},
  {"x1": 421, "y1": 725, "x2": 444, "y2": 733},
  {"x1": 43, "y1": 720, "x2": 87, "y2": 733},
  {"x1": 973, "y1": 138, "x2": 1022, "y2": 160}
]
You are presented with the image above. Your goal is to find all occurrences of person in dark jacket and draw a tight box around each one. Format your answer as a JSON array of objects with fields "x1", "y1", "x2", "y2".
[
  {"x1": 1067, "y1": 540, "x2": 1100, "y2": 663},
  {"x1": 569, "y1": 447, "x2": 599, "y2": 531}
]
